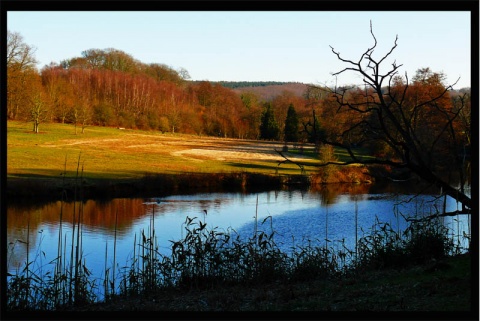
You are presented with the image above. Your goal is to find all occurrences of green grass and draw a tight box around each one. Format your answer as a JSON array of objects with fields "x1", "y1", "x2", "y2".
[
  {"x1": 334, "y1": 146, "x2": 376, "y2": 162},
  {"x1": 289, "y1": 146, "x2": 375, "y2": 163}
]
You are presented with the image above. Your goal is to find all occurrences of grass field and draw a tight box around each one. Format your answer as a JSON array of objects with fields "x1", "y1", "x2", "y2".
[{"x1": 7, "y1": 121, "x2": 326, "y2": 180}]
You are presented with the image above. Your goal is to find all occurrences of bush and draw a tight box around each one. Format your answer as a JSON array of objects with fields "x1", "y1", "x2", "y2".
[
  {"x1": 403, "y1": 220, "x2": 455, "y2": 264},
  {"x1": 147, "y1": 111, "x2": 160, "y2": 130},
  {"x1": 118, "y1": 111, "x2": 136, "y2": 129},
  {"x1": 158, "y1": 116, "x2": 170, "y2": 133},
  {"x1": 93, "y1": 103, "x2": 114, "y2": 126}
]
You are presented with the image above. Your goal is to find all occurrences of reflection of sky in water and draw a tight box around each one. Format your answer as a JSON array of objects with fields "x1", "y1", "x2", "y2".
[
  {"x1": 235, "y1": 193, "x2": 469, "y2": 254},
  {"x1": 7, "y1": 190, "x2": 471, "y2": 300}
]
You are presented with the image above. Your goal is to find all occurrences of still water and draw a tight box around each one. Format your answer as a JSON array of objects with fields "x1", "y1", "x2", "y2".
[{"x1": 7, "y1": 183, "x2": 471, "y2": 298}]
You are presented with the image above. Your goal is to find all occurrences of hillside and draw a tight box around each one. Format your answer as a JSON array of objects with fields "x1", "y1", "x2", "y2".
[
  {"x1": 231, "y1": 82, "x2": 309, "y2": 101},
  {"x1": 192, "y1": 80, "x2": 310, "y2": 101},
  {"x1": 210, "y1": 81, "x2": 292, "y2": 89}
]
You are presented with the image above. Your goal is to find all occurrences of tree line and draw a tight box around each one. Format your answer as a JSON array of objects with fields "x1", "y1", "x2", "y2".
[
  {"x1": 213, "y1": 81, "x2": 292, "y2": 89},
  {"x1": 7, "y1": 31, "x2": 316, "y2": 140}
]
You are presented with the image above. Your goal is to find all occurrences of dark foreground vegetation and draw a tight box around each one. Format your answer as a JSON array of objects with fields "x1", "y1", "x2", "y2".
[
  {"x1": 66, "y1": 253, "x2": 472, "y2": 313},
  {"x1": 6, "y1": 211, "x2": 474, "y2": 315}
]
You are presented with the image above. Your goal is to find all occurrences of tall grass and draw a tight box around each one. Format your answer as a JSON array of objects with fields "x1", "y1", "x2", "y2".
[
  {"x1": 7, "y1": 155, "x2": 98, "y2": 310},
  {"x1": 354, "y1": 217, "x2": 461, "y2": 272}
]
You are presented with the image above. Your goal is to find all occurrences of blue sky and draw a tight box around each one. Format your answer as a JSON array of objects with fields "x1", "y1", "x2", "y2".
[{"x1": 7, "y1": 11, "x2": 472, "y2": 88}]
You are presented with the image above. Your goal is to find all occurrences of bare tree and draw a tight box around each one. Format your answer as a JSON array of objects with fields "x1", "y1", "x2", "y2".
[
  {"x1": 308, "y1": 22, "x2": 471, "y2": 216},
  {"x1": 7, "y1": 30, "x2": 37, "y2": 70},
  {"x1": 7, "y1": 30, "x2": 39, "y2": 120},
  {"x1": 30, "y1": 94, "x2": 49, "y2": 133}
]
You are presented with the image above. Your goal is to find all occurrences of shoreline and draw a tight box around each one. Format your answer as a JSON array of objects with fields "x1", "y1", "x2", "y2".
[{"x1": 6, "y1": 170, "x2": 376, "y2": 203}]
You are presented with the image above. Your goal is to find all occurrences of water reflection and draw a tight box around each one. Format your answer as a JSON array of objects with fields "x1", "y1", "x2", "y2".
[{"x1": 235, "y1": 191, "x2": 470, "y2": 255}]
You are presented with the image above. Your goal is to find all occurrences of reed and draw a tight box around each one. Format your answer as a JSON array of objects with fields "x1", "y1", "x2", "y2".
[
  {"x1": 353, "y1": 217, "x2": 459, "y2": 272},
  {"x1": 7, "y1": 154, "x2": 98, "y2": 310}
]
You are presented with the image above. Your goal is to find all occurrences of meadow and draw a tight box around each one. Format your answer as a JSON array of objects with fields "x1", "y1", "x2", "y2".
[{"x1": 7, "y1": 121, "x2": 321, "y2": 178}]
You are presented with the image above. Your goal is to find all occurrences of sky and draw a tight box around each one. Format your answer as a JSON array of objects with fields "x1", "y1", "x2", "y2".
[{"x1": 7, "y1": 10, "x2": 473, "y2": 89}]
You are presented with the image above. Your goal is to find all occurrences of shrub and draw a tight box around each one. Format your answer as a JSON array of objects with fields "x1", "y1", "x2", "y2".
[{"x1": 93, "y1": 103, "x2": 114, "y2": 126}]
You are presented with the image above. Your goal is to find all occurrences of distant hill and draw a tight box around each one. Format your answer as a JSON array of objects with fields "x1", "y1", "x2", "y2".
[
  {"x1": 188, "y1": 80, "x2": 310, "y2": 101},
  {"x1": 214, "y1": 81, "x2": 291, "y2": 89},
  {"x1": 231, "y1": 82, "x2": 309, "y2": 101}
]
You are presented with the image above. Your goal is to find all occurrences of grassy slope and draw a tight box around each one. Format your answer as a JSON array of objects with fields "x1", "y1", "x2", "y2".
[
  {"x1": 7, "y1": 121, "x2": 318, "y2": 179},
  {"x1": 7, "y1": 121, "x2": 224, "y2": 179}
]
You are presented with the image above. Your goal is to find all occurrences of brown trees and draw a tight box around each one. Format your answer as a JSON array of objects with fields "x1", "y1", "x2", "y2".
[
  {"x1": 210, "y1": 84, "x2": 245, "y2": 138},
  {"x1": 191, "y1": 81, "x2": 246, "y2": 137},
  {"x1": 67, "y1": 69, "x2": 93, "y2": 134},
  {"x1": 320, "y1": 22, "x2": 471, "y2": 214},
  {"x1": 23, "y1": 72, "x2": 49, "y2": 133},
  {"x1": 239, "y1": 91, "x2": 263, "y2": 139},
  {"x1": 23, "y1": 44, "x2": 308, "y2": 139},
  {"x1": 7, "y1": 67, "x2": 41, "y2": 122},
  {"x1": 41, "y1": 64, "x2": 74, "y2": 123},
  {"x1": 6, "y1": 31, "x2": 52, "y2": 133}
]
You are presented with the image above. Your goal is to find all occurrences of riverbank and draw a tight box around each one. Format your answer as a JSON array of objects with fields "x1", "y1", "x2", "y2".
[
  {"x1": 6, "y1": 167, "x2": 379, "y2": 203},
  {"x1": 37, "y1": 253, "x2": 475, "y2": 315}
]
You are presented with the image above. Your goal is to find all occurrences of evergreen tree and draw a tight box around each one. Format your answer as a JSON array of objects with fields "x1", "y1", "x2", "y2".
[
  {"x1": 284, "y1": 104, "x2": 299, "y2": 142},
  {"x1": 309, "y1": 116, "x2": 325, "y2": 144},
  {"x1": 259, "y1": 103, "x2": 280, "y2": 140},
  {"x1": 301, "y1": 109, "x2": 325, "y2": 144}
]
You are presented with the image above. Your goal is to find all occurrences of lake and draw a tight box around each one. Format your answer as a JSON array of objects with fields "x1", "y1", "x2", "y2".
[{"x1": 6, "y1": 182, "x2": 471, "y2": 300}]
